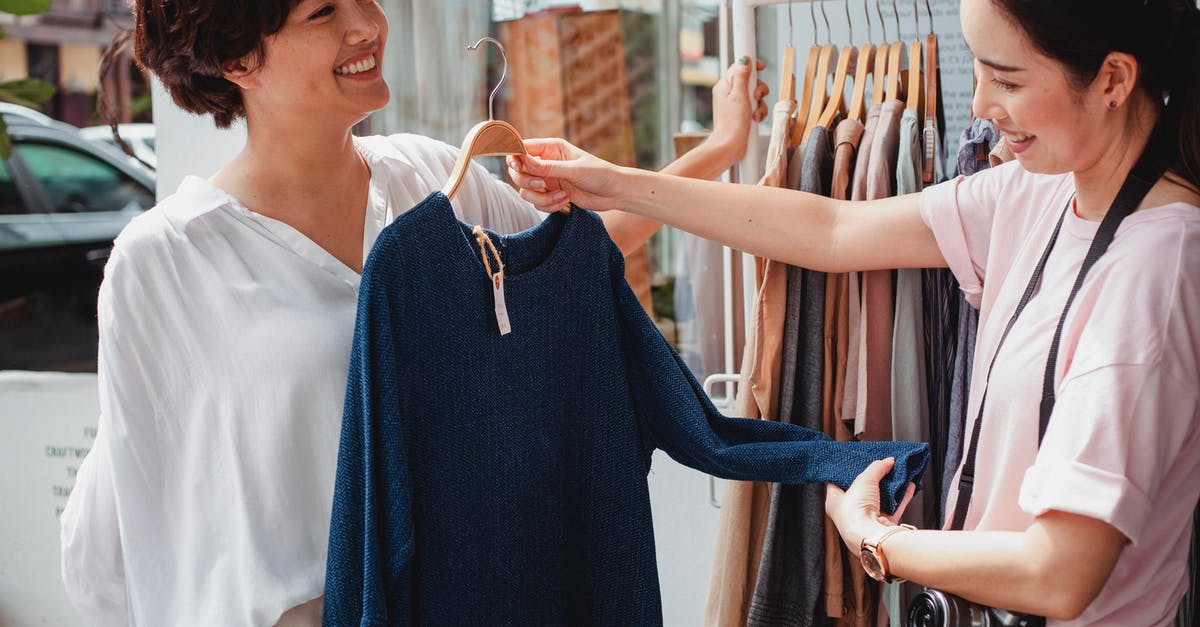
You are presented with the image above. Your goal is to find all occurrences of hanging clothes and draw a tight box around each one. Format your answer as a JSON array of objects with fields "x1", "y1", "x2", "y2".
[
  {"x1": 888, "y1": 108, "x2": 938, "y2": 625},
  {"x1": 843, "y1": 103, "x2": 883, "y2": 440},
  {"x1": 1177, "y1": 503, "x2": 1199, "y2": 626},
  {"x1": 856, "y1": 100, "x2": 905, "y2": 442},
  {"x1": 322, "y1": 195, "x2": 931, "y2": 625},
  {"x1": 749, "y1": 125, "x2": 835, "y2": 626},
  {"x1": 704, "y1": 98, "x2": 798, "y2": 627},
  {"x1": 823, "y1": 117, "x2": 873, "y2": 627},
  {"x1": 939, "y1": 117, "x2": 996, "y2": 524}
]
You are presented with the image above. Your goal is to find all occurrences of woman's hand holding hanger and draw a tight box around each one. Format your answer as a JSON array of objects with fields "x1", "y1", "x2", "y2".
[{"x1": 508, "y1": 56, "x2": 769, "y2": 215}]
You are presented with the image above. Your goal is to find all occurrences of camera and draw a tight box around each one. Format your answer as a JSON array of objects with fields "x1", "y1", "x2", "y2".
[{"x1": 907, "y1": 589, "x2": 1046, "y2": 627}]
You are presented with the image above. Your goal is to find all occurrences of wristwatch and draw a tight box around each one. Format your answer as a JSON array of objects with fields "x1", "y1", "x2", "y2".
[{"x1": 860, "y1": 523, "x2": 916, "y2": 583}]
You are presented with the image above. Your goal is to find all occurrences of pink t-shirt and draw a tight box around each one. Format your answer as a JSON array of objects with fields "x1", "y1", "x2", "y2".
[{"x1": 920, "y1": 161, "x2": 1200, "y2": 626}]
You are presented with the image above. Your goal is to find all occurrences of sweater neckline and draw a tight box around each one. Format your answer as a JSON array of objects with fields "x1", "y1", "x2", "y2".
[{"x1": 428, "y1": 191, "x2": 575, "y2": 283}]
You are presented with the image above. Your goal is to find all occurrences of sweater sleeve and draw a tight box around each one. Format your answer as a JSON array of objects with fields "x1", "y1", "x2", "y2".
[
  {"x1": 323, "y1": 242, "x2": 415, "y2": 626},
  {"x1": 612, "y1": 247, "x2": 929, "y2": 514}
]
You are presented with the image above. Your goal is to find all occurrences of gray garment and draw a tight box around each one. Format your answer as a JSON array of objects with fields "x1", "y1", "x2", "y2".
[
  {"x1": 939, "y1": 118, "x2": 996, "y2": 525},
  {"x1": 887, "y1": 108, "x2": 933, "y2": 626},
  {"x1": 956, "y1": 117, "x2": 999, "y2": 177},
  {"x1": 942, "y1": 297, "x2": 978, "y2": 526},
  {"x1": 748, "y1": 126, "x2": 833, "y2": 627},
  {"x1": 892, "y1": 110, "x2": 932, "y2": 526}
]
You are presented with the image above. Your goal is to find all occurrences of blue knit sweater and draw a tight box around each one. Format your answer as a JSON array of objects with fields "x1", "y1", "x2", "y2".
[{"x1": 323, "y1": 194, "x2": 929, "y2": 626}]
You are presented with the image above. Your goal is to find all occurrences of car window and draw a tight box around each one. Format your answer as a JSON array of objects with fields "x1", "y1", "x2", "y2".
[
  {"x1": 14, "y1": 142, "x2": 154, "y2": 214},
  {"x1": 0, "y1": 158, "x2": 24, "y2": 215}
]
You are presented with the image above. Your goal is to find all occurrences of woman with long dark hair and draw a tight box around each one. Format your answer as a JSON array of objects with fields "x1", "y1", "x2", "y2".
[{"x1": 510, "y1": 0, "x2": 1200, "y2": 622}]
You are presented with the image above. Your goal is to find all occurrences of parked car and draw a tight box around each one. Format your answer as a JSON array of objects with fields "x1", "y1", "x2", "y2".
[
  {"x1": 80, "y1": 123, "x2": 158, "y2": 170},
  {"x1": 0, "y1": 102, "x2": 56, "y2": 127},
  {"x1": 0, "y1": 114, "x2": 156, "y2": 372}
]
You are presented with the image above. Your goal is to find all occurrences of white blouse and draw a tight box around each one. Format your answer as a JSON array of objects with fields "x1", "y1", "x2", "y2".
[{"x1": 59, "y1": 134, "x2": 543, "y2": 626}]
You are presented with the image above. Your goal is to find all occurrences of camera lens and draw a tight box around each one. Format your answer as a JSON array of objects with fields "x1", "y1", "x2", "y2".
[
  {"x1": 908, "y1": 601, "x2": 938, "y2": 627},
  {"x1": 907, "y1": 591, "x2": 947, "y2": 627}
]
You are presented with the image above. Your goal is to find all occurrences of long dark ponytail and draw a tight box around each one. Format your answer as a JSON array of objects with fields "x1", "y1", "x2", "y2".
[{"x1": 990, "y1": 0, "x2": 1200, "y2": 193}]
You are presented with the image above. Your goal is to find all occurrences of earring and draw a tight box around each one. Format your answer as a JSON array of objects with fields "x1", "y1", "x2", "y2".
[{"x1": 1109, "y1": 101, "x2": 1119, "y2": 111}]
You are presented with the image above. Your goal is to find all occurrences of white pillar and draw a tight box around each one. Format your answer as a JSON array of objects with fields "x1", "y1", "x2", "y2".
[{"x1": 150, "y1": 77, "x2": 247, "y2": 200}]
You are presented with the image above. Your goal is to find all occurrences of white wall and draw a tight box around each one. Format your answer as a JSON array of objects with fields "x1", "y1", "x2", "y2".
[
  {"x1": 0, "y1": 372, "x2": 98, "y2": 627},
  {"x1": 150, "y1": 78, "x2": 247, "y2": 200}
]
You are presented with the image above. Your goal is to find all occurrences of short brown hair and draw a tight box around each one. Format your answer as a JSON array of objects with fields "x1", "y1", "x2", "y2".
[{"x1": 114, "y1": 0, "x2": 300, "y2": 128}]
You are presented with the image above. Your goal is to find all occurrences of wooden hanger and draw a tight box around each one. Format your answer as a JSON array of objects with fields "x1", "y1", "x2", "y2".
[
  {"x1": 815, "y1": 45, "x2": 858, "y2": 133},
  {"x1": 921, "y1": 0, "x2": 939, "y2": 183},
  {"x1": 905, "y1": 39, "x2": 922, "y2": 112},
  {"x1": 847, "y1": 0, "x2": 876, "y2": 123},
  {"x1": 905, "y1": 0, "x2": 925, "y2": 113},
  {"x1": 802, "y1": 43, "x2": 837, "y2": 140},
  {"x1": 815, "y1": 0, "x2": 865, "y2": 132},
  {"x1": 443, "y1": 120, "x2": 526, "y2": 200},
  {"x1": 885, "y1": 41, "x2": 904, "y2": 101},
  {"x1": 792, "y1": 44, "x2": 823, "y2": 147},
  {"x1": 781, "y1": 44, "x2": 797, "y2": 103},
  {"x1": 442, "y1": 37, "x2": 566, "y2": 213},
  {"x1": 849, "y1": 43, "x2": 874, "y2": 122},
  {"x1": 872, "y1": 43, "x2": 889, "y2": 105},
  {"x1": 883, "y1": 0, "x2": 904, "y2": 102}
]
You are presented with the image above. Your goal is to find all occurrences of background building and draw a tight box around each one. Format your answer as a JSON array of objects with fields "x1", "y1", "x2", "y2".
[{"x1": 0, "y1": 0, "x2": 144, "y2": 127}]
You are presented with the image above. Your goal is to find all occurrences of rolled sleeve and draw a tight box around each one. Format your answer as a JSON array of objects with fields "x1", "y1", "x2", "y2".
[
  {"x1": 918, "y1": 161, "x2": 1021, "y2": 309},
  {"x1": 920, "y1": 178, "x2": 983, "y2": 306},
  {"x1": 1017, "y1": 363, "x2": 1198, "y2": 545},
  {"x1": 1019, "y1": 460, "x2": 1152, "y2": 544}
]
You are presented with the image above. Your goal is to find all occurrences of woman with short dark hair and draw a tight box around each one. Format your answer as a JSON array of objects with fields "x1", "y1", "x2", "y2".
[
  {"x1": 510, "y1": 0, "x2": 1200, "y2": 623},
  {"x1": 57, "y1": 1, "x2": 768, "y2": 624}
]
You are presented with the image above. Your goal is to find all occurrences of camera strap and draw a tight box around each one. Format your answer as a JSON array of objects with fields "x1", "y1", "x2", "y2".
[{"x1": 948, "y1": 127, "x2": 1171, "y2": 532}]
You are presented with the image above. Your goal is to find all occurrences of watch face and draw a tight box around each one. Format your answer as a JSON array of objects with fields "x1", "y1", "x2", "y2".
[{"x1": 861, "y1": 549, "x2": 885, "y2": 581}]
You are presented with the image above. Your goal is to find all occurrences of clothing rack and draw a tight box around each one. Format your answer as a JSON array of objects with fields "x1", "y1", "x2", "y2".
[{"x1": 706, "y1": 0, "x2": 822, "y2": 397}]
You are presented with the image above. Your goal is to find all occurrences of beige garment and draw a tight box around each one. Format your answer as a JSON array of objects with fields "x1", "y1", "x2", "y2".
[
  {"x1": 703, "y1": 99, "x2": 795, "y2": 627},
  {"x1": 989, "y1": 136, "x2": 1015, "y2": 166},
  {"x1": 823, "y1": 119, "x2": 878, "y2": 627},
  {"x1": 855, "y1": 100, "x2": 904, "y2": 442}
]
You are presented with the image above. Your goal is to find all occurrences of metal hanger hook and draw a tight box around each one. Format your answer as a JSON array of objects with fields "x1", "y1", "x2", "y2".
[
  {"x1": 864, "y1": 0, "x2": 874, "y2": 43},
  {"x1": 876, "y1": 0, "x2": 888, "y2": 41},
  {"x1": 844, "y1": 0, "x2": 853, "y2": 45},
  {"x1": 468, "y1": 36, "x2": 506, "y2": 121},
  {"x1": 891, "y1": 0, "x2": 901, "y2": 39},
  {"x1": 924, "y1": 0, "x2": 934, "y2": 33},
  {"x1": 809, "y1": 0, "x2": 820, "y2": 47},
  {"x1": 787, "y1": 0, "x2": 795, "y2": 46},
  {"x1": 819, "y1": 0, "x2": 831, "y2": 44},
  {"x1": 912, "y1": 0, "x2": 920, "y2": 37}
]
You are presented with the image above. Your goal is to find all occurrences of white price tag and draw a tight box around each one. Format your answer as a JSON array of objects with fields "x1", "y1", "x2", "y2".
[{"x1": 492, "y1": 273, "x2": 512, "y2": 336}]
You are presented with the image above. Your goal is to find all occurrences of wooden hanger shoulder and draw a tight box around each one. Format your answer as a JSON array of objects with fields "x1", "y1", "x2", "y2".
[{"x1": 442, "y1": 120, "x2": 526, "y2": 200}]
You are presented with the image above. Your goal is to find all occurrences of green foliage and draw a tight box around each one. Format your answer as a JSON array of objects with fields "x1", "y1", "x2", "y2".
[
  {"x1": 0, "y1": 0, "x2": 51, "y2": 16},
  {"x1": 0, "y1": 0, "x2": 55, "y2": 159},
  {"x1": 0, "y1": 116, "x2": 9, "y2": 160},
  {"x1": 0, "y1": 78, "x2": 55, "y2": 108}
]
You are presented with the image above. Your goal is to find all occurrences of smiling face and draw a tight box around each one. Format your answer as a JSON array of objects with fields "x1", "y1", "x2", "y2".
[
  {"x1": 961, "y1": 0, "x2": 1121, "y2": 175},
  {"x1": 234, "y1": 0, "x2": 390, "y2": 128}
]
